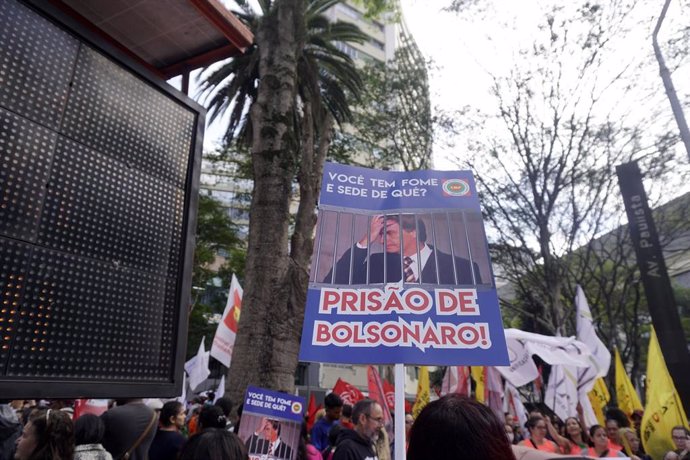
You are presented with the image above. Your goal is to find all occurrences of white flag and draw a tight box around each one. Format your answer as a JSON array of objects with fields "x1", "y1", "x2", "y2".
[
  {"x1": 187, "y1": 337, "x2": 210, "y2": 391},
  {"x1": 486, "y1": 366, "x2": 504, "y2": 421},
  {"x1": 440, "y1": 367, "x2": 470, "y2": 396},
  {"x1": 498, "y1": 329, "x2": 591, "y2": 387},
  {"x1": 575, "y1": 285, "x2": 611, "y2": 395},
  {"x1": 504, "y1": 381, "x2": 529, "y2": 439},
  {"x1": 214, "y1": 375, "x2": 225, "y2": 403},
  {"x1": 496, "y1": 336, "x2": 539, "y2": 387},
  {"x1": 545, "y1": 364, "x2": 579, "y2": 421},
  {"x1": 579, "y1": 391, "x2": 600, "y2": 427},
  {"x1": 177, "y1": 373, "x2": 187, "y2": 404},
  {"x1": 210, "y1": 275, "x2": 243, "y2": 368}
]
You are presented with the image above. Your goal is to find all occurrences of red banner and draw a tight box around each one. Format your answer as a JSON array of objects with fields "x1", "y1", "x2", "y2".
[
  {"x1": 332, "y1": 378, "x2": 365, "y2": 406},
  {"x1": 382, "y1": 379, "x2": 395, "y2": 411},
  {"x1": 367, "y1": 366, "x2": 392, "y2": 426}
]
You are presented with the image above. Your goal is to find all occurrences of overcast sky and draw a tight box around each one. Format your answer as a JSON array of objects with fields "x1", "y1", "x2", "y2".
[{"x1": 191, "y1": 0, "x2": 690, "y2": 199}]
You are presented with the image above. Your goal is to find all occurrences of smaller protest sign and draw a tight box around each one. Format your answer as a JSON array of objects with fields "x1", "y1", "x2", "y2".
[{"x1": 238, "y1": 386, "x2": 306, "y2": 460}]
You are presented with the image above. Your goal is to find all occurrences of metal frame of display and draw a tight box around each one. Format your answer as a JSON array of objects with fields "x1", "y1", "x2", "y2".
[{"x1": 0, "y1": 0, "x2": 206, "y2": 398}]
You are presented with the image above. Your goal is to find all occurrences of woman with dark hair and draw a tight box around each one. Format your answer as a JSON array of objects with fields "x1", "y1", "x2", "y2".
[
  {"x1": 518, "y1": 416, "x2": 559, "y2": 454},
  {"x1": 14, "y1": 409, "x2": 74, "y2": 460},
  {"x1": 562, "y1": 416, "x2": 588, "y2": 455},
  {"x1": 73, "y1": 414, "x2": 112, "y2": 460},
  {"x1": 197, "y1": 406, "x2": 227, "y2": 431},
  {"x1": 407, "y1": 394, "x2": 516, "y2": 460},
  {"x1": 581, "y1": 425, "x2": 626, "y2": 458},
  {"x1": 178, "y1": 428, "x2": 247, "y2": 460},
  {"x1": 149, "y1": 401, "x2": 186, "y2": 460}
]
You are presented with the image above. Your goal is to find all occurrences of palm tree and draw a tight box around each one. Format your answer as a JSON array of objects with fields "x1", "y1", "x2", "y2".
[
  {"x1": 197, "y1": 0, "x2": 366, "y2": 147},
  {"x1": 195, "y1": 0, "x2": 370, "y2": 404}
]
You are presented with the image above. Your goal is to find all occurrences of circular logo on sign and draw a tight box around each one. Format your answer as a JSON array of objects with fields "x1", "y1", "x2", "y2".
[
  {"x1": 442, "y1": 179, "x2": 471, "y2": 196},
  {"x1": 291, "y1": 402, "x2": 303, "y2": 414}
]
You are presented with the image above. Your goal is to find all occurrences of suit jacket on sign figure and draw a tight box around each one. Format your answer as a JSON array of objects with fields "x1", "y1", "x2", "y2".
[
  {"x1": 245, "y1": 418, "x2": 293, "y2": 459},
  {"x1": 324, "y1": 215, "x2": 481, "y2": 286}
]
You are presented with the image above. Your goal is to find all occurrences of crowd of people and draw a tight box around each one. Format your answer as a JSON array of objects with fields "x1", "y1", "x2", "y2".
[{"x1": 0, "y1": 395, "x2": 688, "y2": 460}]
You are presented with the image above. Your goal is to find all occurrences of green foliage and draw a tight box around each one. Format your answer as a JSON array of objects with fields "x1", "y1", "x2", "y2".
[
  {"x1": 350, "y1": 0, "x2": 398, "y2": 19},
  {"x1": 192, "y1": 195, "x2": 243, "y2": 288},
  {"x1": 331, "y1": 43, "x2": 438, "y2": 171},
  {"x1": 188, "y1": 194, "x2": 245, "y2": 358},
  {"x1": 197, "y1": 0, "x2": 366, "y2": 147}
]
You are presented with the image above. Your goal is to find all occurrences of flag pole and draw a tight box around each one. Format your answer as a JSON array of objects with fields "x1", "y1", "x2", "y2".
[{"x1": 394, "y1": 363, "x2": 405, "y2": 460}]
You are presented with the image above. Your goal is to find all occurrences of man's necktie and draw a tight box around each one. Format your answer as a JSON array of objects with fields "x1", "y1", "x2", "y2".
[{"x1": 403, "y1": 256, "x2": 416, "y2": 282}]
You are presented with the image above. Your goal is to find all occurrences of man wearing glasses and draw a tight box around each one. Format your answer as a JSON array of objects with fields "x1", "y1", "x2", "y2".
[
  {"x1": 332, "y1": 400, "x2": 383, "y2": 460},
  {"x1": 671, "y1": 426, "x2": 689, "y2": 459}
]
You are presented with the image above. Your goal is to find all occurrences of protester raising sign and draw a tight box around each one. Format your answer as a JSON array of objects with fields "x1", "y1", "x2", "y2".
[
  {"x1": 238, "y1": 386, "x2": 305, "y2": 460},
  {"x1": 299, "y1": 163, "x2": 509, "y2": 366}
]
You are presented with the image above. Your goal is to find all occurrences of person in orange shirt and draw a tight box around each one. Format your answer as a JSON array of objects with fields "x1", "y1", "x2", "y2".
[
  {"x1": 606, "y1": 418, "x2": 625, "y2": 452},
  {"x1": 518, "y1": 416, "x2": 559, "y2": 454},
  {"x1": 582, "y1": 425, "x2": 626, "y2": 458}
]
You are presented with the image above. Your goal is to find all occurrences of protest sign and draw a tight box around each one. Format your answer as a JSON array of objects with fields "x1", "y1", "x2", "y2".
[
  {"x1": 299, "y1": 163, "x2": 509, "y2": 365},
  {"x1": 238, "y1": 386, "x2": 305, "y2": 460}
]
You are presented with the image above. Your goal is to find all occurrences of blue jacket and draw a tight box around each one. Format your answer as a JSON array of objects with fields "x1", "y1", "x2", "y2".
[{"x1": 310, "y1": 417, "x2": 338, "y2": 453}]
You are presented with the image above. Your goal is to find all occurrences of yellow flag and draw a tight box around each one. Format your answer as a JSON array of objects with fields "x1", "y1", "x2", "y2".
[
  {"x1": 615, "y1": 348, "x2": 643, "y2": 418},
  {"x1": 588, "y1": 377, "x2": 610, "y2": 426},
  {"x1": 640, "y1": 327, "x2": 690, "y2": 460},
  {"x1": 471, "y1": 366, "x2": 485, "y2": 403},
  {"x1": 412, "y1": 366, "x2": 429, "y2": 419}
]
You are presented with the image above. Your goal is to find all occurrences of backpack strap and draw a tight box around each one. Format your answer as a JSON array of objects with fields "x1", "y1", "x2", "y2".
[{"x1": 122, "y1": 411, "x2": 157, "y2": 460}]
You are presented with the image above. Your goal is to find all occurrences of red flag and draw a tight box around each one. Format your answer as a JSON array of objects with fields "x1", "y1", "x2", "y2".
[
  {"x1": 332, "y1": 378, "x2": 365, "y2": 405},
  {"x1": 382, "y1": 379, "x2": 395, "y2": 411},
  {"x1": 367, "y1": 366, "x2": 392, "y2": 426},
  {"x1": 405, "y1": 399, "x2": 413, "y2": 413},
  {"x1": 73, "y1": 399, "x2": 108, "y2": 419},
  {"x1": 306, "y1": 393, "x2": 322, "y2": 431}
]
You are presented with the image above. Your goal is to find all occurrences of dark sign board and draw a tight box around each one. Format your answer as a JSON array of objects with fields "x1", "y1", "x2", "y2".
[
  {"x1": 616, "y1": 161, "x2": 690, "y2": 416},
  {"x1": 0, "y1": 0, "x2": 204, "y2": 397}
]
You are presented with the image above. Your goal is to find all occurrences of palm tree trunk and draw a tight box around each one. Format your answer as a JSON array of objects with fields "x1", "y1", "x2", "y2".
[
  {"x1": 653, "y1": 0, "x2": 690, "y2": 161},
  {"x1": 225, "y1": 0, "x2": 306, "y2": 405}
]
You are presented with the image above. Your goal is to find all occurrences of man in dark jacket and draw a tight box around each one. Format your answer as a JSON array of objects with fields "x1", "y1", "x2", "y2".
[{"x1": 332, "y1": 400, "x2": 381, "y2": 460}]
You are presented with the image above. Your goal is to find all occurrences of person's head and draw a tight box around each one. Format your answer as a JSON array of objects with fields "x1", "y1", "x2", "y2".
[
  {"x1": 352, "y1": 399, "x2": 384, "y2": 443},
  {"x1": 589, "y1": 425, "x2": 609, "y2": 450},
  {"x1": 15, "y1": 409, "x2": 74, "y2": 460},
  {"x1": 380, "y1": 215, "x2": 426, "y2": 256},
  {"x1": 215, "y1": 397, "x2": 233, "y2": 418},
  {"x1": 619, "y1": 427, "x2": 640, "y2": 454},
  {"x1": 525, "y1": 415, "x2": 548, "y2": 442},
  {"x1": 671, "y1": 426, "x2": 689, "y2": 450},
  {"x1": 631, "y1": 410, "x2": 643, "y2": 430},
  {"x1": 198, "y1": 405, "x2": 227, "y2": 431},
  {"x1": 179, "y1": 428, "x2": 247, "y2": 460},
  {"x1": 405, "y1": 413, "x2": 414, "y2": 436},
  {"x1": 407, "y1": 395, "x2": 515, "y2": 460},
  {"x1": 262, "y1": 419, "x2": 281, "y2": 442},
  {"x1": 160, "y1": 401, "x2": 186, "y2": 430},
  {"x1": 504, "y1": 423, "x2": 515, "y2": 444},
  {"x1": 605, "y1": 418, "x2": 621, "y2": 443},
  {"x1": 340, "y1": 404, "x2": 353, "y2": 427},
  {"x1": 604, "y1": 407, "x2": 630, "y2": 431},
  {"x1": 324, "y1": 393, "x2": 343, "y2": 422},
  {"x1": 663, "y1": 451, "x2": 680, "y2": 460},
  {"x1": 564, "y1": 416, "x2": 585, "y2": 441},
  {"x1": 528, "y1": 410, "x2": 544, "y2": 420},
  {"x1": 74, "y1": 414, "x2": 105, "y2": 446}
]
